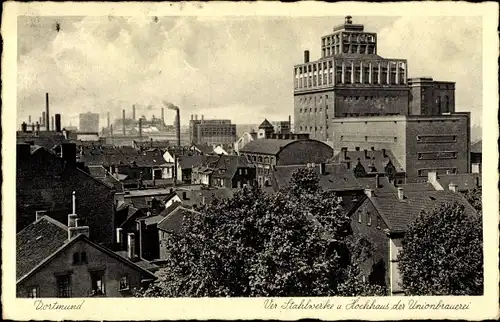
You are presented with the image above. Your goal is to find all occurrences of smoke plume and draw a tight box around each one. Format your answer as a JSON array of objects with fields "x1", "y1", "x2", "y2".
[{"x1": 163, "y1": 101, "x2": 179, "y2": 111}]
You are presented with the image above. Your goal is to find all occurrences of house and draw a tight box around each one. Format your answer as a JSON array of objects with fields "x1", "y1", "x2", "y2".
[
  {"x1": 191, "y1": 154, "x2": 256, "y2": 188},
  {"x1": 470, "y1": 140, "x2": 482, "y2": 174},
  {"x1": 157, "y1": 206, "x2": 201, "y2": 260},
  {"x1": 190, "y1": 143, "x2": 214, "y2": 155},
  {"x1": 176, "y1": 155, "x2": 214, "y2": 184},
  {"x1": 330, "y1": 148, "x2": 406, "y2": 184},
  {"x1": 348, "y1": 187, "x2": 478, "y2": 295},
  {"x1": 17, "y1": 143, "x2": 116, "y2": 247},
  {"x1": 16, "y1": 214, "x2": 157, "y2": 298},
  {"x1": 268, "y1": 163, "x2": 364, "y2": 213},
  {"x1": 133, "y1": 139, "x2": 170, "y2": 151},
  {"x1": 162, "y1": 187, "x2": 234, "y2": 210},
  {"x1": 239, "y1": 138, "x2": 334, "y2": 187}
]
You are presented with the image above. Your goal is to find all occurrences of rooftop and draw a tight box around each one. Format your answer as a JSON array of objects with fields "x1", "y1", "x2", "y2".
[{"x1": 239, "y1": 139, "x2": 297, "y2": 155}]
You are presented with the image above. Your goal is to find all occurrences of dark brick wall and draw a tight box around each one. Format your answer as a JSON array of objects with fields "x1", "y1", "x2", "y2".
[
  {"x1": 277, "y1": 140, "x2": 334, "y2": 166},
  {"x1": 350, "y1": 198, "x2": 390, "y2": 288},
  {"x1": 405, "y1": 114, "x2": 470, "y2": 180},
  {"x1": 294, "y1": 90, "x2": 334, "y2": 141},
  {"x1": 230, "y1": 167, "x2": 257, "y2": 188},
  {"x1": 17, "y1": 149, "x2": 115, "y2": 247}
]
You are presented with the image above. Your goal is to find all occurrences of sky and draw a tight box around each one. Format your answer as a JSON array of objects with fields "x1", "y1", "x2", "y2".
[{"x1": 17, "y1": 15, "x2": 483, "y2": 128}]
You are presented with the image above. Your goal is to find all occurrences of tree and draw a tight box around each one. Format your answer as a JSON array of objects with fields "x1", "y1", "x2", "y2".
[
  {"x1": 397, "y1": 202, "x2": 483, "y2": 295},
  {"x1": 136, "y1": 167, "x2": 386, "y2": 297},
  {"x1": 462, "y1": 187, "x2": 482, "y2": 213}
]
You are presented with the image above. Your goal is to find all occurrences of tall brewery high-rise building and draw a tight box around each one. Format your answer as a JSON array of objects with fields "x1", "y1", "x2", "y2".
[
  {"x1": 79, "y1": 112, "x2": 100, "y2": 133},
  {"x1": 189, "y1": 114, "x2": 237, "y2": 146},
  {"x1": 293, "y1": 16, "x2": 456, "y2": 142},
  {"x1": 294, "y1": 16, "x2": 470, "y2": 181}
]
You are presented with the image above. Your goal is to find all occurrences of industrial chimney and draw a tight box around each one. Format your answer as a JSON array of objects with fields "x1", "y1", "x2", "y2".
[
  {"x1": 42, "y1": 111, "x2": 46, "y2": 127},
  {"x1": 45, "y1": 93, "x2": 50, "y2": 131},
  {"x1": 51, "y1": 116, "x2": 54, "y2": 131},
  {"x1": 107, "y1": 111, "x2": 110, "y2": 128},
  {"x1": 122, "y1": 109, "x2": 126, "y2": 135},
  {"x1": 161, "y1": 108, "x2": 164, "y2": 123},
  {"x1": 55, "y1": 114, "x2": 61, "y2": 132},
  {"x1": 132, "y1": 105, "x2": 136, "y2": 120},
  {"x1": 139, "y1": 118, "x2": 143, "y2": 139},
  {"x1": 304, "y1": 50, "x2": 310, "y2": 63},
  {"x1": 176, "y1": 109, "x2": 181, "y2": 147},
  {"x1": 28, "y1": 115, "x2": 31, "y2": 124}
]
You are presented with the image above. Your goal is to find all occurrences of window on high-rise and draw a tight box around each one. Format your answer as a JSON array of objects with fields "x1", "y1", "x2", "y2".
[
  {"x1": 335, "y1": 65, "x2": 342, "y2": 84},
  {"x1": 444, "y1": 96, "x2": 450, "y2": 113},
  {"x1": 373, "y1": 67, "x2": 379, "y2": 84},
  {"x1": 363, "y1": 66, "x2": 370, "y2": 84},
  {"x1": 345, "y1": 66, "x2": 352, "y2": 84},
  {"x1": 381, "y1": 67, "x2": 388, "y2": 85},
  {"x1": 354, "y1": 66, "x2": 361, "y2": 83},
  {"x1": 390, "y1": 63, "x2": 397, "y2": 84}
]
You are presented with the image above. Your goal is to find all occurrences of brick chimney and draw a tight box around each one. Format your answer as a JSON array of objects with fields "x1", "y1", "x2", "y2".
[
  {"x1": 116, "y1": 227, "x2": 123, "y2": 247},
  {"x1": 448, "y1": 183, "x2": 458, "y2": 192},
  {"x1": 397, "y1": 187, "x2": 404, "y2": 200},
  {"x1": 427, "y1": 171, "x2": 438, "y2": 183},
  {"x1": 36, "y1": 210, "x2": 47, "y2": 221},
  {"x1": 127, "y1": 233, "x2": 136, "y2": 260},
  {"x1": 364, "y1": 149, "x2": 369, "y2": 159},
  {"x1": 364, "y1": 189, "x2": 373, "y2": 198},
  {"x1": 375, "y1": 174, "x2": 380, "y2": 188},
  {"x1": 68, "y1": 223, "x2": 90, "y2": 240},
  {"x1": 382, "y1": 148, "x2": 387, "y2": 158}
]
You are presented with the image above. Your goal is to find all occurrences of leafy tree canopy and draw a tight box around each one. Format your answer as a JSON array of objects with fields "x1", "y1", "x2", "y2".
[
  {"x1": 398, "y1": 202, "x2": 483, "y2": 295},
  {"x1": 462, "y1": 187, "x2": 482, "y2": 213},
  {"x1": 137, "y1": 167, "x2": 385, "y2": 297}
]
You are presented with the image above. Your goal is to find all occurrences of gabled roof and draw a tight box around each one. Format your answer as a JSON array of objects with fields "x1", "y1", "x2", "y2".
[
  {"x1": 177, "y1": 155, "x2": 209, "y2": 170},
  {"x1": 87, "y1": 165, "x2": 107, "y2": 179},
  {"x1": 271, "y1": 163, "x2": 362, "y2": 192},
  {"x1": 17, "y1": 216, "x2": 69, "y2": 280},
  {"x1": 159, "y1": 201, "x2": 182, "y2": 217},
  {"x1": 196, "y1": 155, "x2": 254, "y2": 180},
  {"x1": 17, "y1": 216, "x2": 157, "y2": 284},
  {"x1": 165, "y1": 188, "x2": 234, "y2": 208},
  {"x1": 157, "y1": 206, "x2": 201, "y2": 234},
  {"x1": 471, "y1": 140, "x2": 482, "y2": 154},
  {"x1": 356, "y1": 177, "x2": 435, "y2": 193},
  {"x1": 239, "y1": 139, "x2": 296, "y2": 155},
  {"x1": 368, "y1": 190, "x2": 478, "y2": 233},
  {"x1": 331, "y1": 149, "x2": 405, "y2": 174},
  {"x1": 190, "y1": 143, "x2": 214, "y2": 155},
  {"x1": 258, "y1": 119, "x2": 274, "y2": 130}
]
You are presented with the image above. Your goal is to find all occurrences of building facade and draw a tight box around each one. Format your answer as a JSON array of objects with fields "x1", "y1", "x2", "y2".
[
  {"x1": 293, "y1": 16, "x2": 456, "y2": 141},
  {"x1": 79, "y1": 112, "x2": 100, "y2": 133},
  {"x1": 329, "y1": 113, "x2": 471, "y2": 181},
  {"x1": 189, "y1": 115, "x2": 237, "y2": 146}
]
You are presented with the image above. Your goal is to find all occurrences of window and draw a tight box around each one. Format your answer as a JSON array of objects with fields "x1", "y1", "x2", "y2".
[
  {"x1": 90, "y1": 270, "x2": 105, "y2": 296},
  {"x1": 367, "y1": 212, "x2": 372, "y2": 226},
  {"x1": 358, "y1": 212, "x2": 362, "y2": 223},
  {"x1": 119, "y1": 275, "x2": 130, "y2": 291},
  {"x1": 72, "y1": 252, "x2": 80, "y2": 265},
  {"x1": 376, "y1": 216, "x2": 381, "y2": 229},
  {"x1": 57, "y1": 275, "x2": 71, "y2": 298},
  {"x1": 27, "y1": 286, "x2": 39, "y2": 298}
]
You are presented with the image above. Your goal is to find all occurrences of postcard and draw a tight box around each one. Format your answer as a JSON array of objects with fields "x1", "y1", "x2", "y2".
[{"x1": 2, "y1": 1, "x2": 499, "y2": 320}]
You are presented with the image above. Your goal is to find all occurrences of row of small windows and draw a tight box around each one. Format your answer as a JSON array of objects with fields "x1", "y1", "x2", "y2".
[
  {"x1": 298, "y1": 94, "x2": 329, "y2": 103},
  {"x1": 322, "y1": 33, "x2": 376, "y2": 45},
  {"x1": 417, "y1": 152, "x2": 458, "y2": 160},
  {"x1": 322, "y1": 44, "x2": 376, "y2": 56},
  {"x1": 299, "y1": 125, "x2": 329, "y2": 132},
  {"x1": 242, "y1": 154, "x2": 275, "y2": 164},
  {"x1": 299, "y1": 107, "x2": 329, "y2": 114},
  {"x1": 296, "y1": 61, "x2": 403, "y2": 75},
  {"x1": 340, "y1": 135, "x2": 398, "y2": 142},
  {"x1": 418, "y1": 168, "x2": 457, "y2": 177}
]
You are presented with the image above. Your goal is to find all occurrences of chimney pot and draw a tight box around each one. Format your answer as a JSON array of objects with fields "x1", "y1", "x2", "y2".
[
  {"x1": 364, "y1": 189, "x2": 373, "y2": 198},
  {"x1": 397, "y1": 187, "x2": 404, "y2": 200},
  {"x1": 382, "y1": 148, "x2": 387, "y2": 157},
  {"x1": 449, "y1": 183, "x2": 458, "y2": 192},
  {"x1": 116, "y1": 228, "x2": 123, "y2": 246},
  {"x1": 364, "y1": 149, "x2": 369, "y2": 159},
  {"x1": 21, "y1": 122, "x2": 28, "y2": 132},
  {"x1": 375, "y1": 174, "x2": 380, "y2": 188},
  {"x1": 127, "y1": 233, "x2": 136, "y2": 260},
  {"x1": 182, "y1": 191, "x2": 187, "y2": 200}
]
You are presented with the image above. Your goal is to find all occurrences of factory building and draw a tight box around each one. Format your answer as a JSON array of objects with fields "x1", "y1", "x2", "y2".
[{"x1": 189, "y1": 115, "x2": 237, "y2": 147}]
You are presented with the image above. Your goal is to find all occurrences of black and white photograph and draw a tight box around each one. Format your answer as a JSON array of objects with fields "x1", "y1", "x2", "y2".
[{"x1": 2, "y1": 1, "x2": 498, "y2": 320}]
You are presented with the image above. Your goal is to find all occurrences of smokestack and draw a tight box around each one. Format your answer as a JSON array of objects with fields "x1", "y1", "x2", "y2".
[
  {"x1": 201, "y1": 114, "x2": 204, "y2": 121},
  {"x1": 45, "y1": 93, "x2": 50, "y2": 131},
  {"x1": 51, "y1": 116, "x2": 54, "y2": 131},
  {"x1": 161, "y1": 108, "x2": 164, "y2": 122},
  {"x1": 133, "y1": 105, "x2": 136, "y2": 120},
  {"x1": 31, "y1": 123, "x2": 35, "y2": 132},
  {"x1": 176, "y1": 109, "x2": 181, "y2": 147},
  {"x1": 42, "y1": 111, "x2": 46, "y2": 127},
  {"x1": 28, "y1": 115, "x2": 31, "y2": 123},
  {"x1": 39, "y1": 117, "x2": 42, "y2": 126},
  {"x1": 304, "y1": 50, "x2": 310, "y2": 63},
  {"x1": 55, "y1": 114, "x2": 61, "y2": 132},
  {"x1": 122, "y1": 109, "x2": 126, "y2": 135},
  {"x1": 139, "y1": 118, "x2": 143, "y2": 139},
  {"x1": 195, "y1": 114, "x2": 198, "y2": 120},
  {"x1": 36, "y1": 122, "x2": 40, "y2": 133},
  {"x1": 107, "y1": 111, "x2": 110, "y2": 128},
  {"x1": 21, "y1": 122, "x2": 27, "y2": 132}
]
